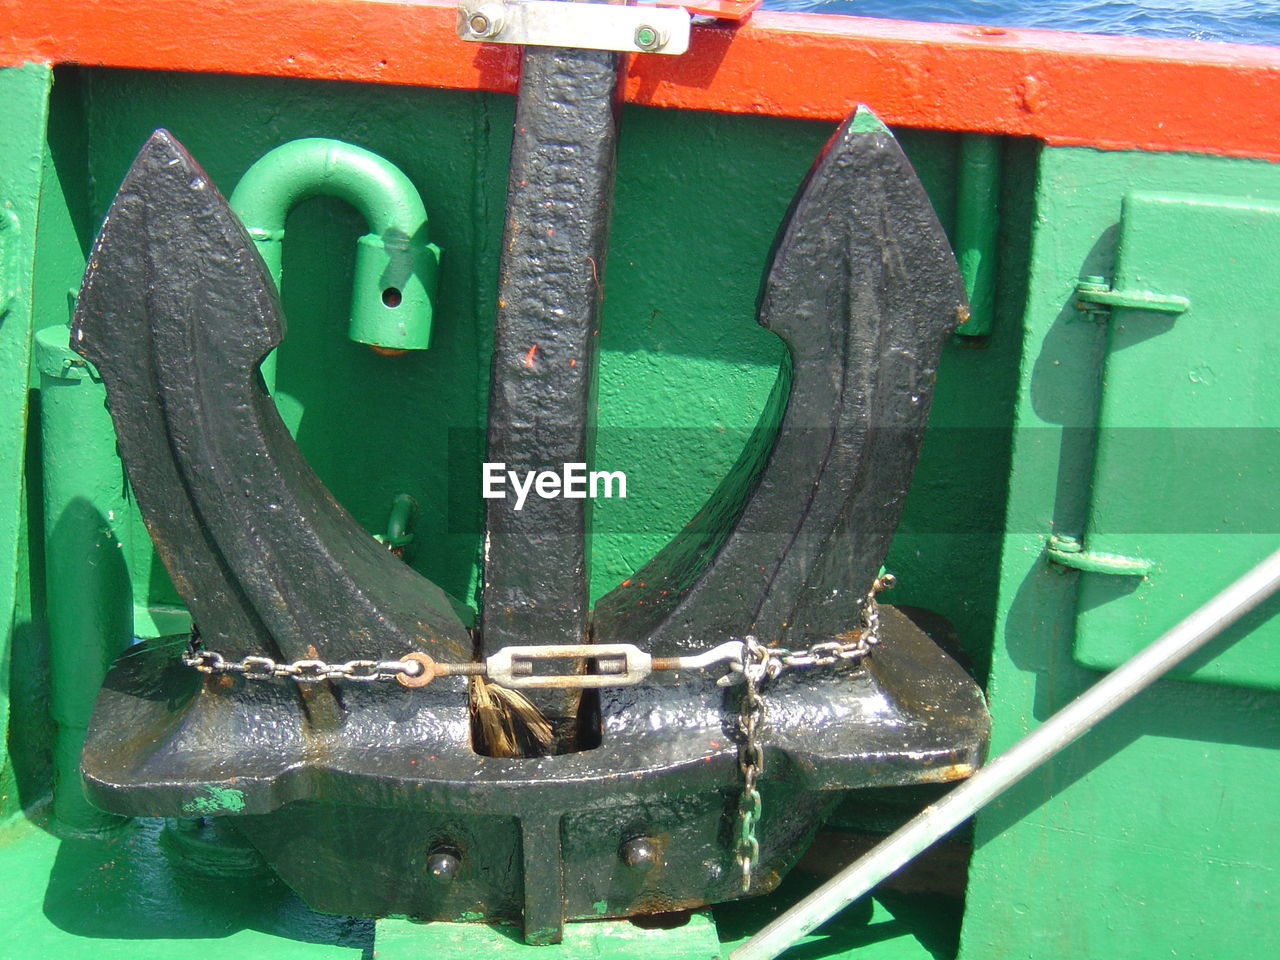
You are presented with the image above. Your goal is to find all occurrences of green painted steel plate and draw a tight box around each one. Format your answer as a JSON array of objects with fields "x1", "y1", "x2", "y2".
[
  {"x1": 2, "y1": 809, "x2": 956, "y2": 959},
  {"x1": 375, "y1": 912, "x2": 723, "y2": 959},
  {"x1": 1072, "y1": 191, "x2": 1280, "y2": 690}
]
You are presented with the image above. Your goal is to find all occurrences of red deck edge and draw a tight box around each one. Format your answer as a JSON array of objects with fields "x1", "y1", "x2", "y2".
[{"x1": 2, "y1": 0, "x2": 1279, "y2": 160}]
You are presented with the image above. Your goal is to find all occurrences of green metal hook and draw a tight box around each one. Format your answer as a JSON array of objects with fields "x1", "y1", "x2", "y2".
[{"x1": 229, "y1": 138, "x2": 440, "y2": 385}]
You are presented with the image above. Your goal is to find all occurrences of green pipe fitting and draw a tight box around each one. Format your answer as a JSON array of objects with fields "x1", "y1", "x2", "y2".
[
  {"x1": 953, "y1": 134, "x2": 1001, "y2": 338},
  {"x1": 385, "y1": 493, "x2": 416, "y2": 546},
  {"x1": 229, "y1": 139, "x2": 440, "y2": 363}
]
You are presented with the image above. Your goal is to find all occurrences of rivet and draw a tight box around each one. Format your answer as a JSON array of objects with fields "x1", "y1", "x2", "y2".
[
  {"x1": 427, "y1": 848, "x2": 462, "y2": 883},
  {"x1": 620, "y1": 836, "x2": 658, "y2": 872},
  {"x1": 466, "y1": 6, "x2": 505, "y2": 39}
]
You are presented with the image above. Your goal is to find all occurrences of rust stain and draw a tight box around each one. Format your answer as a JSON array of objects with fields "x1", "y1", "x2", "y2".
[{"x1": 915, "y1": 762, "x2": 976, "y2": 783}]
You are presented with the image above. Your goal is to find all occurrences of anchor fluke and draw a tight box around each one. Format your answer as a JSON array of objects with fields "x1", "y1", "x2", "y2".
[
  {"x1": 594, "y1": 107, "x2": 968, "y2": 653},
  {"x1": 74, "y1": 128, "x2": 471, "y2": 676}
]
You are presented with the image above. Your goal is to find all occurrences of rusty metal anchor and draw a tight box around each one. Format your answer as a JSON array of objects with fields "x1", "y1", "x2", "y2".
[{"x1": 75, "y1": 101, "x2": 988, "y2": 943}]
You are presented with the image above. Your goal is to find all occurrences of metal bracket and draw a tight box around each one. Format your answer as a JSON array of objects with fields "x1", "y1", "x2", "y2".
[
  {"x1": 1047, "y1": 534, "x2": 1154, "y2": 576},
  {"x1": 0, "y1": 206, "x2": 20, "y2": 317},
  {"x1": 1075, "y1": 275, "x2": 1190, "y2": 318},
  {"x1": 457, "y1": 1, "x2": 692, "y2": 55}
]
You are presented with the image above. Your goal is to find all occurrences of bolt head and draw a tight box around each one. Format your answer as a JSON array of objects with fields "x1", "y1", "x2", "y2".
[
  {"x1": 464, "y1": 5, "x2": 504, "y2": 39},
  {"x1": 634, "y1": 24, "x2": 662, "y2": 51},
  {"x1": 620, "y1": 836, "x2": 658, "y2": 872},
  {"x1": 427, "y1": 849, "x2": 461, "y2": 883}
]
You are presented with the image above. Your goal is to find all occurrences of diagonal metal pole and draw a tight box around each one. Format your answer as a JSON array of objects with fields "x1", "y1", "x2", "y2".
[{"x1": 731, "y1": 546, "x2": 1280, "y2": 960}]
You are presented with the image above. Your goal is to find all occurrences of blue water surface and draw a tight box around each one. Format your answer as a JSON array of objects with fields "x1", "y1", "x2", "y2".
[{"x1": 761, "y1": 0, "x2": 1280, "y2": 47}]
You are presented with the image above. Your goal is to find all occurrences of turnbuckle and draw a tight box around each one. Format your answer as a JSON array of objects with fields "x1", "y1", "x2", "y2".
[{"x1": 396, "y1": 640, "x2": 749, "y2": 689}]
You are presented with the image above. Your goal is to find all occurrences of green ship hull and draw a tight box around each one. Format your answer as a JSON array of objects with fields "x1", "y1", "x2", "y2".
[{"x1": 1, "y1": 3, "x2": 1277, "y2": 957}]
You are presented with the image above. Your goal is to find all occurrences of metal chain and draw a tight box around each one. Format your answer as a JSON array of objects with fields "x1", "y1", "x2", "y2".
[
  {"x1": 731, "y1": 573, "x2": 892, "y2": 892},
  {"x1": 182, "y1": 574, "x2": 894, "y2": 690},
  {"x1": 735, "y1": 636, "x2": 769, "y2": 893},
  {"x1": 182, "y1": 623, "x2": 884, "y2": 690},
  {"x1": 182, "y1": 647, "x2": 423, "y2": 683}
]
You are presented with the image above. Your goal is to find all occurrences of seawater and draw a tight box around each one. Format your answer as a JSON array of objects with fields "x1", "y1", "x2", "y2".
[{"x1": 761, "y1": 0, "x2": 1280, "y2": 46}]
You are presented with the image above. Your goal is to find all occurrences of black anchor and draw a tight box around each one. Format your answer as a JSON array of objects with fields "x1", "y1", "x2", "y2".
[{"x1": 75, "y1": 97, "x2": 988, "y2": 942}]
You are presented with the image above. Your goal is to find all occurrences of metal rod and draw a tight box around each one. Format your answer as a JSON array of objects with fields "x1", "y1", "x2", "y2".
[
  {"x1": 731, "y1": 547, "x2": 1280, "y2": 960},
  {"x1": 952, "y1": 133, "x2": 1000, "y2": 338}
]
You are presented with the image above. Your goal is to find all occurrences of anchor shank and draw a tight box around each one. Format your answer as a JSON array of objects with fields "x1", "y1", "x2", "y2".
[{"x1": 481, "y1": 44, "x2": 623, "y2": 746}]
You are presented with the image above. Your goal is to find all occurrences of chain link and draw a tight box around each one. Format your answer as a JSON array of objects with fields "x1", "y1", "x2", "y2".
[
  {"x1": 731, "y1": 573, "x2": 892, "y2": 892},
  {"x1": 182, "y1": 647, "x2": 423, "y2": 683},
  {"x1": 182, "y1": 616, "x2": 885, "y2": 690},
  {"x1": 735, "y1": 636, "x2": 769, "y2": 892}
]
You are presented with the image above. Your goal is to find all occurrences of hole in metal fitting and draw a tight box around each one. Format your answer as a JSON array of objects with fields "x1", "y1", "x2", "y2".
[{"x1": 382, "y1": 287, "x2": 402, "y2": 308}]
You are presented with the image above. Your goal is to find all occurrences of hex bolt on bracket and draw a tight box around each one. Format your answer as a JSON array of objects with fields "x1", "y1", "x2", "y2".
[
  {"x1": 456, "y1": 1, "x2": 691, "y2": 55},
  {"x1": 74, "y1": 105, "x2": 989, "y2": 942}
]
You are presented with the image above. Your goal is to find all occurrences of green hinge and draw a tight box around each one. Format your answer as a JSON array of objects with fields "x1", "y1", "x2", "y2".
[
  {"x1": 1046, "y1": 534, "x2": 1154, "y2": 576},
  {"x1": 1075, "y1": 275, "x2": 1190, "y2": 317}
]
